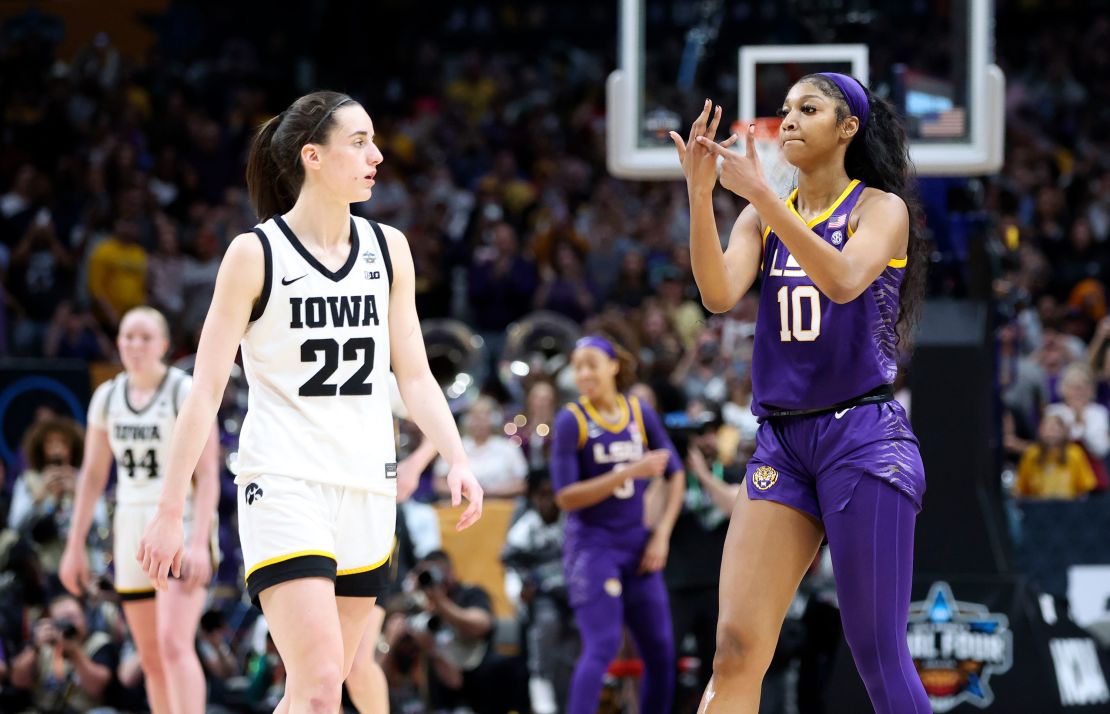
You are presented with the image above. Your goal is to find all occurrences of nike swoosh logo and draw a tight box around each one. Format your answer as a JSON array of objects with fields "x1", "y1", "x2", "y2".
[
  {"x1": 281, "y1": 274, "x2": 307, "y2": 286},
  {"x1": 834, "y1": 408, "x2": 853, "y2": 419}
]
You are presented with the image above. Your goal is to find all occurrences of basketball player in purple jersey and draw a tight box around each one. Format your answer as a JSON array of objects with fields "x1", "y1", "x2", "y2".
[
  {"x1": 551, "y1": 336, "x2": 686, "y2": 714},
  {"x1": 670, "y1": 74, "x2": 931, "y2": 713}
]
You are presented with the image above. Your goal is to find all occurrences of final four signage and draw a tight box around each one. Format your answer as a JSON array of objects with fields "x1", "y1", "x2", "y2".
[{"x1": 907, "y1": 582, "x2": 1013, "y2": 711}]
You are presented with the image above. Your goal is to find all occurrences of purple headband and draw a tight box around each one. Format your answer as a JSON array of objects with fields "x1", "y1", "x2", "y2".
[
  {"x1": 575, "y1": 335, "x2": 617, "y2": 360},
  {"x1": 818, "y1": 72, "x2": 870, "y2": 131}
]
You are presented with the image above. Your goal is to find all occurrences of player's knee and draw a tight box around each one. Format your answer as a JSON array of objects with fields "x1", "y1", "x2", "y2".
[
  {"x1": 138, "y1": 647, "x2": 166, "y2": 681},
  {"x1": 156, "y1": 624, "x2": 192, "y2": 664},
  {"x1": 712, "y1": 620, "x2": 774, "y2": 680},
  {"x1": 295, "y1": 662, "x2": 344, "y2": 712},
  {"x1": 345, "y1": 656, "x2": 381, "y2": 693},
  {"x1": 581, "y1": 629, "x2": 622, "y2": 663}
]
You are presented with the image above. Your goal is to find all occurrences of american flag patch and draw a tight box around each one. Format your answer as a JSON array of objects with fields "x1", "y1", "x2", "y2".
[{"x1": 828, "y1": 214, "x2": 847, "y2": 229}]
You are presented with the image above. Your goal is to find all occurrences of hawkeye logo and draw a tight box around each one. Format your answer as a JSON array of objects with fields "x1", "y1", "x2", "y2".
[
  {"x1": 907, "y1": 582, "x2": 1013, "y2": 711},
  {"x1": 244, "y1": 483, "x2": 264, "y2": 505}
]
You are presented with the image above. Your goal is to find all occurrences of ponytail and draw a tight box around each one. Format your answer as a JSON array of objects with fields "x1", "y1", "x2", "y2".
[
  {"x1": 245, "y1": 90, "x2": 358, "y2": 222},
  {"x1": 245, "y1": 114, "x2": 292, "y2": 221},
  {"x1": 612, "y1": 341, "x2": 639, "y2": 393}
]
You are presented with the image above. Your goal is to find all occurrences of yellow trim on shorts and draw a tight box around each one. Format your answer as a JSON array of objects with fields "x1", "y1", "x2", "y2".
[
  {"x1": 115, "y1": 586, "x2": 157, "y2": 594},
  {"x1": 566, "y1": 403, "x2": 589, "y2": 448},
  {"x1": 245, "y1": 550, "x2": 336, "y2": 580},
  {"x1": 336, "y1": 544, "x2": 394, "y2": 576}
]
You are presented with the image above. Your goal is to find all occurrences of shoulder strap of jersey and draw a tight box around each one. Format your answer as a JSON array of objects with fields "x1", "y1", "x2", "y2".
[
  {"x1": 628, "y1": 395, "x2": 649, "y2": 446},
  {"x1": 364, "y1": 218, "x2": 394, "y2": 290},
  {"x1": 565, "y1": 401, "x2": 588, "y2": 449},
  {"x1": 103, "y1": 374, "x2": 121, "y2": 424},
  {"x1": 170, "y1": 368, "x2": 187, "y2": 416},
  {"x1": 248, "y1": 224, "x2": 274, "y2": 323}
]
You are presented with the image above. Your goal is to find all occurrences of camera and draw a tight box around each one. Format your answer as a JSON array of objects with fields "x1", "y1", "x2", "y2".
[
  {"x1": 55, "y1": 619, "x2": 79, "y2": 641},
  {"x1": 416, "y1": 565, "x2": 443, "y2": 589},
  {"x1": 407, "y1": 611, "x2": 443, "y2": 635}
]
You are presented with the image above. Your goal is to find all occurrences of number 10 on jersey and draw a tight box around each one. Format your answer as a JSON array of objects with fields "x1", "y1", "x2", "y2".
[{"x1": 777, "y1": 286, "x2": 822, "y2": 342}]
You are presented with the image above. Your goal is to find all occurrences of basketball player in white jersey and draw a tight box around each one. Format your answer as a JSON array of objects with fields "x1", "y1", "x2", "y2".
[
  {"x1": 59, "y1": 306, "x2": 220, "y2": 714},
  {"x1": 137, "y1": 90, "x2": 484, "y2": 714}
]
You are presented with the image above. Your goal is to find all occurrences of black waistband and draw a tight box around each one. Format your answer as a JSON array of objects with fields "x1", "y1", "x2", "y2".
[{"x1": 766, "y1": 383, "x2": 895, "y2": 419}]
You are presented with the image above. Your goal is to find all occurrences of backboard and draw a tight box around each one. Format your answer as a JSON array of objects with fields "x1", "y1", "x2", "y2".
[{"x1": 608, "y1": 0, "x2": 1004, "y2": 179}]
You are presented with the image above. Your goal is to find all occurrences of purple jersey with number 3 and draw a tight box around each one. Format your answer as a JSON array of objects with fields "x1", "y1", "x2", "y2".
[
  {"x1": 752, "y1": 180, "x2": 904, "y2": 417},
  {"x1": 550, "y1": 394, "x2": 683, "y2": 552}
]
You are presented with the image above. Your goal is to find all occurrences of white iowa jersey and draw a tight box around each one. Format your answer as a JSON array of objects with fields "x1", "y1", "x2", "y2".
[
  {"x1": 237, "y1": 215, "x2": 397, "y2": 495},
  {"x1": 88, "y1": 367, "x2": 191, "y2": 505}
]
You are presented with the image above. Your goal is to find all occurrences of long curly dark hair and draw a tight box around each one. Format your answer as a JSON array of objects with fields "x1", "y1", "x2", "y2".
[
  {"x1": 798, "y1": 73, "x2": 928, "y2": 346},
  {"x1": 21, "y1": 416, "x2": 84, "y2": 472}
]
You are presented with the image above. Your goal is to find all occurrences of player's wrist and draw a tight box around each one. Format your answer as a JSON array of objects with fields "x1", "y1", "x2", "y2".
[{"x1": 155, "y1": 499, "x2": 186, "y2": 518}]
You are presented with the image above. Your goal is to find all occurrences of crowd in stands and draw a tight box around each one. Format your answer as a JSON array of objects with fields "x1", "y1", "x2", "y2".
[{"x1": 0, "y1": 1, "x2": 1107, "y2": 712}]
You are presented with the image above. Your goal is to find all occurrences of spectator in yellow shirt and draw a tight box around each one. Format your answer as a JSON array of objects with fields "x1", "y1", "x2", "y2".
[
  {"x1": 1015, "y1": 413, "x2": 1098, "y2": 499},
  {"x1": 86, "y1": 218, "x2": 147, "y2": 329}
]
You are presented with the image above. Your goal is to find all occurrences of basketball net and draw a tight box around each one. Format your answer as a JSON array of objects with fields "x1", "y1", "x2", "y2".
[{"x1": 729, "y1": 117, "x2": 796, "y2": 199}]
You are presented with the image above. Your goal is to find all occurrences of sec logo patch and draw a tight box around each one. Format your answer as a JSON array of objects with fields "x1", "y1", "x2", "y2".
[
  {"x1": 604, "y1": 578, "x2": 623, "y2": 597},
  {"x1": 751, "y1": 466, "x2": 779, "y2": 491}
]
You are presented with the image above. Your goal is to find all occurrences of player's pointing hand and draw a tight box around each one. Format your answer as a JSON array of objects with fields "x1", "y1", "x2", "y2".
[
  {"x1": 670, "y1": 99, "x2": 739, "y2": 198},
  {"x1": 696, "y1": 123, "x2": 767, "y2": 201}
]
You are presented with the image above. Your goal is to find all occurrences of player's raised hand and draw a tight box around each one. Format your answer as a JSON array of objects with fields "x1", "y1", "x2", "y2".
[
  {"x1": 669, "y1": 99, "x2": 739, "y2": 197},
  {"x1": 446, "y1": 461, "x2": 484, "y2": 531},
  {"x1": 630, "y1": 449, "x2": 671, "y2": 480},
  {"x1": 136, "y1": 506, "x2": 184, "y2": 591},
  {"x1": 696, "y1": 123, "x2": 767, "y2": 200}
]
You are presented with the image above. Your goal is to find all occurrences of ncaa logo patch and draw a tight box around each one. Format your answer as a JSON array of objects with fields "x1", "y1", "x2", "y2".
[
  {"x1": 831, "y1": 230, "x2": 844, "y2": 245},
  {"x1": 604, "y1": 578, "x2": 623, "y2": 597},
  {"x1": 751, "y1": 465, "x2": 779, "y2": 491},
  {"x1": 244, "y1": 482, "x2": 264, "y2": 505}
]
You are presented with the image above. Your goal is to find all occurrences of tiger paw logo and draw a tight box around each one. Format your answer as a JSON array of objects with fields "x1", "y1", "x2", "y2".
[
  {"x1": 244, "y1": 483, "x2": 264, "y2": 505},
  {"x1": 751, "y1": 466, "x2": 778, "y2": 491},
  {"x1": 908, "y1": 582, "x2": 1013, "y2": 712}
]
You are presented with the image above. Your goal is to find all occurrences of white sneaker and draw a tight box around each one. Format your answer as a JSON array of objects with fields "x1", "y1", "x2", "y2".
[{"x1": 529, "y1": 676, "x2": 558, "y2": 714}]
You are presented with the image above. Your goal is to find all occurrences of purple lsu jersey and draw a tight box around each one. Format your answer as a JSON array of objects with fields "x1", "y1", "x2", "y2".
[
  {"x1": 550, "y1": 394, "x2": 683, "y2": 552},
  {"x1": 751, "y1": 179, "x2": 905, "y2": 417}
]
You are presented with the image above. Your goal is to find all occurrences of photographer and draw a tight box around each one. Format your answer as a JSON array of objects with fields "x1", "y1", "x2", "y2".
[
  {"x1": 9, "y1": 593, "x2": 117, "y2": 713},
  {"x1": 501, "y1": 468, "x2": 575, "y2": 714},
  {"x1": 7, "y1": 417, "x2": 106, "y2": 572},
  {"x1": 396, "y1": 550, "x2": 529, "y2": 713},
  {"x1": 666, "y1": 415, "x2": 743, "y2": 709}
]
